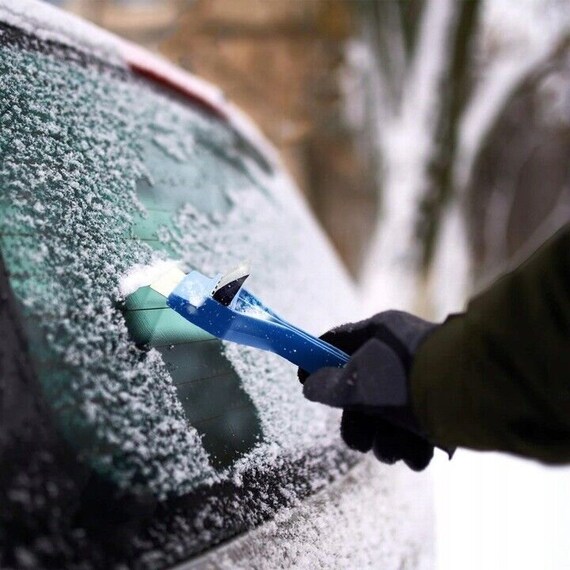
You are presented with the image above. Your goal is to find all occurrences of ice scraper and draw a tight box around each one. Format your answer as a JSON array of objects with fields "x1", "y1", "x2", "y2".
[{"x1": 150, "y1": 264, "x2": 349, "y2": 374}]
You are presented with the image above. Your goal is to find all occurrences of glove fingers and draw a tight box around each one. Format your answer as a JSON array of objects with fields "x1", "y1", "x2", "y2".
[
  {"x1": 305, "y1": 338, "x2": 408, "y2": 409},
  {"x1": 339, "y1": 413, "x2": 435, "y2": 471},
  {"x1": 340, "y1": 413, "x2": 417, "y2": 465},
  {"x1": 302, "y1": 367, "x2": 352, "y2": 408},
  {"x1": 320, "y1": 322, "x2": 376, "y2": 356},
  {"x1": 371, "y1": 418, "x2": 411, "y2": 465},
  {"x1": 340, "y1": 410, "x2": 375, "y2": 452},
  {"x1": 299, "y1": 315, "x2": 388, "y2": 383},
  {"x1": 297, "y1": 366, "x2": 310, "y2": 384},
  {"x1": 372, "y1": 417, "x2": 433, "y2": 471},
  {"x1": 297, "y1": 325, "x2": 369, "y2": 384},
  {"x1": 402, "y1": 438, "x2": 434, "y2": 471}
]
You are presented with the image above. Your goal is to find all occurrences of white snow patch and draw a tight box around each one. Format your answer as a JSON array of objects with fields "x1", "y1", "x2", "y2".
[
  {"x1": 119, "y1": 258, "x2": 182, "y2": 297},
  {"x1": 181, "y1": 459, "x2": 435, "y2": 570},
  {"x1": 0, "y1": 0, "x2": 123, "y2": 63}
]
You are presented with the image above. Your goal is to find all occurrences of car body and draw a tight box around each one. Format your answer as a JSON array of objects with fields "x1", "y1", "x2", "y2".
[{"x1": 0, "y1": 1, "x2": 433, "y2": 568}]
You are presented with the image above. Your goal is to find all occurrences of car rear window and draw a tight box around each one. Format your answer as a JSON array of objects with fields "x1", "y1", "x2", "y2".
[{"x1": 0, "y1": 19, "x2": 360, "y2": 564}]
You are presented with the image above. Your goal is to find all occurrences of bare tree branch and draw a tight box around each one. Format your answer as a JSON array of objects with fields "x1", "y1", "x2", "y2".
[{"x1": 418, "y1": 0, "x2": 482, "y2": 270}]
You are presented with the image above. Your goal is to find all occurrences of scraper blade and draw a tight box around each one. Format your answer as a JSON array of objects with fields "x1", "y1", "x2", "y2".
[{"x1": 212, "y1": 262, "x2": 250, "y2": 306}]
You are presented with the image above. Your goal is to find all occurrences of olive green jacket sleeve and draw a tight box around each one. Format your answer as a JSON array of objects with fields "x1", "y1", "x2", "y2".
[{"x1": 411, "y1": 224, "x2": 570, "y2": 463}]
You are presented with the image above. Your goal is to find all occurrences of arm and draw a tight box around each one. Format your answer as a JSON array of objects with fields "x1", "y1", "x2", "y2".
[
  {"x1": 412, "y1": 224, "x2": 570, "y2": 463},
  {"x1": 300, "y1": 224, "x2": 570, "y2": 469}
]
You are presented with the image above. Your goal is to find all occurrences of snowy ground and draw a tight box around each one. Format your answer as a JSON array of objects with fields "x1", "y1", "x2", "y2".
[{"x1": 433, "y1": 451, "x2": 570, "y2": 570}]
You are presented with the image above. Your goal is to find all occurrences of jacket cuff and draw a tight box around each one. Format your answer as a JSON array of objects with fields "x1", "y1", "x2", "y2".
[{"x1": 410, "y1": 315, "x2": 477, "y2": 449}]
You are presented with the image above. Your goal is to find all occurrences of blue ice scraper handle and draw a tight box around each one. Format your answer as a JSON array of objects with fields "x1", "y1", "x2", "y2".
[{"x1": 167, "y1": 270, "x2": 349, "y2": 374}]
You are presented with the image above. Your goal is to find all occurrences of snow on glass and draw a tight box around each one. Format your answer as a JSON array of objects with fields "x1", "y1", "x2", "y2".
[
  {"x1": 0, "y1": 13, "x2": 359, "y2": 502},
  {"x1": 193, "y1": 460, "x2": 435, "y2": 570},
  {"x1": 0, "y1": 43, "x2": 215, "y2": 495}
]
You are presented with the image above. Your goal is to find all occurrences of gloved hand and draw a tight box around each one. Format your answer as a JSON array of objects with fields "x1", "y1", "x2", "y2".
[{"x1": 298, "y1": 310, "x2": 446, "y2": 471}]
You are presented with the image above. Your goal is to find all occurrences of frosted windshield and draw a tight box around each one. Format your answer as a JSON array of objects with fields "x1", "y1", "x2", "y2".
[{"x1": 0, "y1": 25, "x2": 359, "y2": 502}]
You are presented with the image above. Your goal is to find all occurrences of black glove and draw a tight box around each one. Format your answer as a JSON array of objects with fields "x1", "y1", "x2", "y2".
[{"x1": 298, "y1": 310, "x2": 445, "y2": 471}]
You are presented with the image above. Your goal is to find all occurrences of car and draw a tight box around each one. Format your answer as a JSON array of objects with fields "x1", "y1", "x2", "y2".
[{"x1": 0, "y1": 1, "x2": 433, "y2": 568}]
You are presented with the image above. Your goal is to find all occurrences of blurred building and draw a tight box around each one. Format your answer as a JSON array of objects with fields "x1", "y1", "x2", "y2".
[{"x1": 63, "y1": 0, "x2": 182, "y2": 46}]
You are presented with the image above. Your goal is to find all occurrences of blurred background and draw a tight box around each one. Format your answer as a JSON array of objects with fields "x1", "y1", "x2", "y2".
[{"x1": 44, "y1": 1, "x2": 570, "y2": 568}]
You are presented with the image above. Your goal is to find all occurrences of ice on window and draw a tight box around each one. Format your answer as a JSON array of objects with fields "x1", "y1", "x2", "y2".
[{"x1": 0, "y1": 15, "x2": 359, "y2": 502}]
